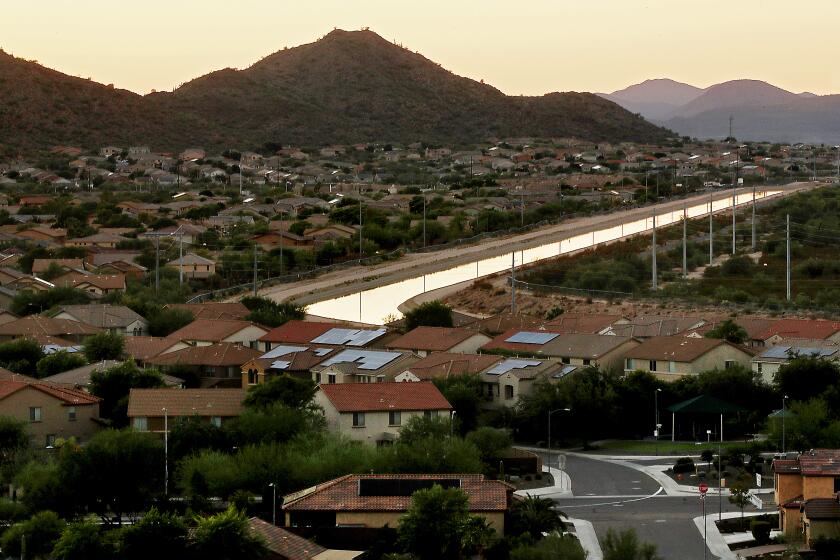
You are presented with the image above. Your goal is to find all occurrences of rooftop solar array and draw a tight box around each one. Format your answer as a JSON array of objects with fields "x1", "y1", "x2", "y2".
[
  {"x1": 486, "y1": 359, "x2": 543, "y2": 375},
  {"x1": 505, "y1": 331, "x2": 559, "y2": 345},
  {"x1": 311, "y1": 328, "x2": 387, "y2": 346},
  {"x1": 553, "y1": 364, "x2": 578, "y2": 379},
  {"x1": 269, "y1": 360, "x2": 293, "y2": 370},
  {"x1": 260, "y1": 345, "x2": 309, "y2": 359},
  {"x1": 760, "y1": 346, "x2": 839, "y2": 359},
  {"x1": 312, "y1": 347, "x2": 333, "y2": 356},
  {"x1": 320, "y1": 349, "x2": 402, "y2": 371}
]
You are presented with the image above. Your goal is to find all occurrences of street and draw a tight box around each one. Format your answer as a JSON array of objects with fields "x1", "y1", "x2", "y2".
[{"x1": 544, "y1": 453, "x2": 740, "y2": 560}]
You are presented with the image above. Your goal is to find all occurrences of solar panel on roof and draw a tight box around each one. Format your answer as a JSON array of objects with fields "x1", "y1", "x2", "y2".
[
  {"x1": 485, "y1": 359, "x2": 543, "y2": 375},
  {"x1": 311, "y1": 328, "x2": 387, "y2": 346},
  {"x1": 312, "y1": 347, "x2": 332, "y2": 356},
  {"x1": 320, "y1": 349, "x2": 402, "y2": 370},
  {"x1": 505, "y1": 332, "x2": 559, "y2": 345},
  {"x1": 553, "y1": 365, "x2": 578, "y2": 379},
  {"x1": 260, "y1": 345, "x2": 308, "y2": 359},
  {"x1": 269, "y1": 360, "x2": 292, "y2": 370},
  {"x1": 760, "y1": 346, "x2": 839, "y2": 359}
]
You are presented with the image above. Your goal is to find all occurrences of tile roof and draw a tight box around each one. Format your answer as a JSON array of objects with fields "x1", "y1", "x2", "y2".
[
  {"x1": 465, "y1": 312, "x2": 545, "y2": 336},
  {"x1": 248, "y1": 518, "x2": 326, "y2": 560},
  {"x1": 167, "y1": 253, "x2": 215, "y2": 266},
  {"x1": 32, "y1": 258, "x2": 85, "y2": 274},
  {"x1": 544, "y1": 313, "x2": 624, "y2": 334},
  {"x1": 43, "y1": 360, "x2": 183, "y2": 388},
  {"x1": 259, "y1": 320, "x2": 349, "y2": 344},
  {"x1": 604, "y1": 316, "x2": 706, "y2": 338},
  {"x1": 166, "y1": 302, "x2": 250, "y2": 321},
  {"x1": 539, "y1": 334, "x2": 636, "y2": 359},
  {"x1": 127, "y1": 388, "x2": 245, "y2": 418},
  {"x1": 0, "y1": 380, "x2": 100, "y2": 405},
  {"x1": 624, "y1": 336, "x2": 749, "y2": 362},
  {"x1": 804, "y1": 498, "x2": 840, "y2": 519},
  {"x1": 123, "y1": 336, "x2": 184, "y2": 361},
  {"x1": 0, "y1": 315, "x2": 101, "y2": 338},
  {"x1": 756, "y1": 319, "x2": 840, "y2": 342},
  {"x1": 149, "y1": 342, "x2": 261, "y2": 367},
  {"x1": 773, "y1": 459, "x2": 801, "y2": 474},
  {"x1": 481, "y1": 327, "x2": 569, "y2": 352},
  {"x1": 57, "y1": 304, "x2": 144, "y2": 329},
  {"x1": 799, "y1": 449, "x2": 840, "y2": 476},
  {"x1": 71, "y1": 274, "x2": 126, "y2": 290},
  {"x1": 66, "y1": 232, "x2": 129, "y2": 244},
  {"x1": 403, "y1": 352, "x2": 502, "y2": 380},
  {"x1": 166, "y1": 318, "x2": 266, "y2": 343},
  {"x1": 283, "y1": 474, "x2": 509, "y2": 512},
  {"x1": 386, "y1": 327, "x2": 481, "y2": 352},
  {"x1": 318, "y1": 381, "x2": 451, "y2": 412}
]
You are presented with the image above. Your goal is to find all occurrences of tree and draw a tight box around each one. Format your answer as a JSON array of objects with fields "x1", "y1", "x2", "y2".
[
  {"x1": 83, "y1": 331, "x2": 125, "y2": 361},
  {"x1": 602, "y1": 528, "x2": 661, "y2": 560},
  {"x1": 403, "y1": 300, "x2": 453, "y2": 330},
  {"x1": 466, "y1": 427, "x2": 513, "y2": 465},
  {"x1": 0, "y1": 338, "x2": 45, "y2": 376},
  {"x1": 52, "y1": 521, "x2": 112, "y2": 560},
  {"x1": 226, "y1": 403, "x2": 320, "y2": 446},
  {"x1": 398, "y1": 485, "x2": 481, "y2": 560},
  {"x1": 35, "y1": 351, "x2": 87, "y2": 378},
  {"x1": 775, "y1": 357, "x2": 840, "y2": 403},
  {"x1": 433, "y1": 374, "x2": 482, "y2": 434},
  {"x1": 508, "y1": 495, "x2": 567, "y2": 539},
  {"x1": 705, "y1": 319, "x2": 748, "y2": 344},
  {"x1": 0, "y1": 416, "x2": 30, "y2": 479},
  {"x1": 241, "y1": 298, "x2": 305, "y2": 328},
  {"x1": 728, "y1": 481, "x2": 752, "y2": 527},
  {"x1": 0, "y1": 510, "x2": 66, "y2": 559},
  {"x1": 146, "y1": 307, "x2": 195, "y2": 337},
  {"x1": 10, "y1": 286, "x2": 91, "y2": 316},
  {"x1": 243, "y1": 375, "x2": 317, "y2": 410},
  {"x1": 190, "y1": 506, "x2": 266, "y2": 560},
  {"x1": 118, "y1": 507, "x2": 188, "y2": 560},
  {"x1": 90, "y1": 361, "x2": 165, "y2": 425},
  {"x1": 510, "y1": 533, "x2": 586, "y2": 560}
]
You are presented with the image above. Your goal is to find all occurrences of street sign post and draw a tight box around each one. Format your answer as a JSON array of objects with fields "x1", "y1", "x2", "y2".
[{"x1": 699, "y1": 482, "x2": 709, "y2": 495}]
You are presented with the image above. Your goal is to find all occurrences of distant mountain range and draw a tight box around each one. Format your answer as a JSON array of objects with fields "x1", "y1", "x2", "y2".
[
  {"x1": 0, "y1": 30, "x2": 669, "y2": 154},
  {"x1": 599, "y1": 79, "x2": 840, "y2": 144}
]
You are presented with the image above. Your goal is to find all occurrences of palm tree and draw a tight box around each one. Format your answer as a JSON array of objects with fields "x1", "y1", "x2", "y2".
[{"x1": 509, "y1": 495, "x2": 567, "y2": 539}]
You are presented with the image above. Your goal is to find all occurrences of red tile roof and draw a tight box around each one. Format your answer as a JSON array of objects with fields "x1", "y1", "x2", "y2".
[
  {"x1": 283, "y1": 474, "x2": 510, "y2": 512},
  {"x1": 755, "y1": 319, "x2": 840, "y2": 342},
  {"x1": 0, "y1": 315, "x2": 101, "y2": 338},
  {"x1": 259, "y1": 320, "x2": 343, "y2": 343},
  {"x1": 127, "y1": 388, "x2": 245, "y2": 418},
  {"x1": 386, "y1": 327, "x2": 481, "y2": 352},
  {"x1": 123, "y1": 336, "x2": 183, "y2": 361},
  {"x1": 799, "y1": 449, "x2": 840, "y2": 476},
  {"x1": 318, "y1": 382, "x2": 451, "y2": 412},
  {"x1": 166, "y1": 302, "x2": 250, "y2": 321},
  {"x1": 481, "y1": 327, "x2": 568, "y2": 352},
  {"x1": 248, "y1": 518, "x2": 327, "y2": 560},
  {"x1": 149, "y1": 342, "x2": 261, "y2": 367},
  {"x1": 166, "y1": 318, "x2": 266, "y2": 343},
  {"x1": 0, "y1": 380, "x2": 100, "y2": 405},
  {"x1": 71, "y1": 274, "x2": 126, "y2": 290},
  {"x1": 624, "y1": 336, "x2": 751, "y2": 362},
  {"x1": 404, "y1": 352, "x2": 502, "y2": 380},
  {"x1": 544, "y1": 313, "x2": 624, "y2": 334},
  {"x1": 804, "y1": 498, "x2": 840, "y2": 519}
]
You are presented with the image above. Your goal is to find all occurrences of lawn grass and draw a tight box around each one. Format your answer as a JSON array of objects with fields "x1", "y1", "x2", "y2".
[{"x1": 586, "y1": 439, "x2": 751, "y2": 456}]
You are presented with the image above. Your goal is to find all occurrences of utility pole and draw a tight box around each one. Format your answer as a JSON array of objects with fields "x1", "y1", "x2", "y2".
[
  {"x1": 422, "y1": 192, "x2": 427, "y2": 248},
  {"x1": 178, "y1": 231, "x2": 184, "y2": 286},
  {"x1": 732, "y1": 157, "x2": 737, "y2": 255},
  {"x1": 751, "y1": 184, "x2": 756, "y2": 250},
  {"x1": 682, "y1": 203, "x2": 687, "y2": 278},
  {"x1": 163, "y1": 408, "x2": 169, "y2": 497},
  {"x1": 154, "y1": 235, "x2": 160, "y2": 294},
  {"x1": 239, "y1": 156, "x2": 243, "y2": 196},
  {"x1": 786, "y1": 214, "x2": 791, "y2": 301},
  {"x1": 651, "y1": 212, "x2": 658, "y2": 290},
  {"x1": 709, "y1": 191, "x2": 714, "y2": 265},
  {"x1": 359, "y1": 195, "x2": 363, "y2": 260},
  {"x1": 520, "y1": 191, "x2": 525, "y2": 227},
  {"x1": 253, "y1": 244, "x2": 258, "y2": 297},
  {"x1": 279, "y1": 211, "x2": 284, "y2": 276},
  {"x1": 510, "y1": 252, "x2": 516, "y2": 313}
]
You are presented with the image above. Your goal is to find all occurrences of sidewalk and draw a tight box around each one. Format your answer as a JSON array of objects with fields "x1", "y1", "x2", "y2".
[
  {"x1": 567, "y1": 518, "x2": 602, "y2": 560},
  {"x1": 513, "y1": 465, "x2": 572, "y2": 499}
]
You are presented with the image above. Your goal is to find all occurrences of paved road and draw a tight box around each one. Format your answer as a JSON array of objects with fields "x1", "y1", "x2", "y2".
[{"x1": 543, "y1": 453, "x2": 738, "y2": 560}]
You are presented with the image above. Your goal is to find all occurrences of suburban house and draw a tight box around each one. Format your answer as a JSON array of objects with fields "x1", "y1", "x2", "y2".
[
  {"x1": 0, "y1": 380, "x2": 102, "y2": 447},
  {"x1": 166, "y1": 318, "x2": 269, "y2": 349},
  {"x1": 480, "y1": 358, "x2": 575, "y2": 407},
  {"x1": 311, "y1": 349, "x2": 418, "y2": 384},
  {"x1": 385, "y1": 326, "x2": 490, "y2": 357},
  {"x1": 599, "y1": 315, "x2": 707, "y2": 338},
  {"x1": 623, "y1": 336, "x2": 754, "y2": 380},
  {"x1": 314, "y1": 382, "x2": 451, "y2": 445},
  {"x1": 6, "y1": 275, "x2": 54, "y2": 293},
  {"x1": 755, "y1": 319, "x2": 840, "y2": 347},
  {"x1": 752, "y1": 344, "x2": 840, "y2": 384},
  {"x1": 282, "y1": 473, "x2": 512, "y2": 533},
  {"x1": 14, "y1": 226, "x2": 67, "y2": 246},
  {"x1": 127, "y1": 388, "x2": 246, "y2": 432},
  {"x1": 43, "y1": 360, "x2": 183, "y2": 391},
  {"x1": 544, "y1": 313, "x2": 624, "y2": 334},
  {"x1": 123, "y1": 336, "x2": 189, "y2": 365},
  {"x1": 774, "y1": 450, "x2": 840, "y2": 545},
  {"x1": 53, "y1": 304, "x2": 148, "y2": 336},
  {"x1": 149, "y1": 342, "x2": 261, "y2": 388},
  {"x1": 166, "y1": 253, "x2": 216, "y2": 279},
  {"x1": 241, "y1": 345, "x2": 338, "y2": 387},
  {"x1": 259, "y1": 321, "x2": 387, "y2": 352},
  {"x1": 395, "y1": 352, "x2": 502, "y2": 382},
  {"x1": 0, "y1": 315, "x2": 101, "y2": 344},
  {"x1": 68, "y1": 274, "x2": 127, "y2": 295},
  {"x1": 31, "y1": 258, "x2": 86, "y2": 276},
  {"x1": 247, "y1": 518, "x2": 362, "y2": 560},
  {"x1": 65, "y1": 232, "x2": 128, "y2": 248}
]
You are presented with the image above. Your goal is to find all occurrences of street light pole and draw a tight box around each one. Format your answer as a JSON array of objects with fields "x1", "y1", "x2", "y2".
[
  {"x1": 162, "y1": 407, "x2": 168, "y2": 497},
  {"x1": 655, "y1": 388, "x2": 662, "y2": 456},
  {"x1": 269, "y1": 482, "x2": 277, "y2": 525},
  {"x1": 782, "y1": 395, "x2": 788, "y2": 454}
]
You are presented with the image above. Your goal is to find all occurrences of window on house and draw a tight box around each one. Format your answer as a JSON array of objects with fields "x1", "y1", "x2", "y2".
[
  {"x1": 626, "y1": 358, "x2": 634, "y2": 370},
  {"x1": 561, "y1": 357, "x2": 571, "y2": 364},
  {"x1": 29, "y1": 407, "x2": 42, "y2": 422},
  {"x1": 724, "y1": 360, "x2": 735, "y2": 369},
  {"x1": 68, "y1": 407, "x2": 77, "y2": 422},
  {"x1": 835, "y1": 477, "x2": 840, "y2": 493},
  {"x1": 328, "y1": 374, "x2": 336, "y2": 384},
  {"x1": 583, "y1": 359, "x2": 591, "y2": 366},
  {"x1": 649, "y1": 360, "x2": 657, "y2": 372},
  {"x1": 45, "y1": 434, "x2": 56, "y2": 448},
  {"x1": 210, "y1": 416, "x2": 222, "y2": 428},
  {"x1": 668, "y1": 361, "x2": 677, "y2": 373},
  {"x1": 388, "y1": 411, "x2": 401, "y2": 426},
  {"x1": 248, "y1": 369, "x2": 258, "y2": 385},
  {"x1": 424, "y1": 410, "x2": 438, "y2": 420},
  {"x1": 133, "y1": 417, "x2": 148, "y2": 432},
  {"x1": 314, "y1": 372, "x2": 322, "y2": 383},
  {"x1": 757, "y1": 363, "x2": 763, "y2": 374},
  {"x1": 352, "y1": 412, "x2": 365, "y2": 427},
  {"x1": 505, "y1": 385, "x2": 514, "y2": 399}
]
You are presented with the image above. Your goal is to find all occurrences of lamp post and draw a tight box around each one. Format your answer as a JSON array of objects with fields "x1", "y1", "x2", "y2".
[
  {"x1": 654, "y1": 388, "x2": 662, "y2": 456},
  {"x1": 269, "y1": 482, "x2": 277, "y2": 525},
  {"x1": 162, "y1": 407, "x2": 168, "y2": 497},
  {"x1": 547, "y1": 408, "x2": 571, "y2": 471},
  {"x1": 450, "y1": 410, "x2": 457, "y2": 438},
  {"x1": 782, "y1": 395, "x2": 788, "y2": 454}
]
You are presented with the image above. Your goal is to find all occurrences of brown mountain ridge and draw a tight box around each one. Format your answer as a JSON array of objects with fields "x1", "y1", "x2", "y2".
[{"x1": 0, "y1": 29, "x2": 670, "y2": 152}]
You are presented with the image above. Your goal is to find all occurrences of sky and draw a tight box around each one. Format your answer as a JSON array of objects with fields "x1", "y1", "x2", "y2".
[{"x1": 2, "y1": 0, "x2": 839, "y2": 96}]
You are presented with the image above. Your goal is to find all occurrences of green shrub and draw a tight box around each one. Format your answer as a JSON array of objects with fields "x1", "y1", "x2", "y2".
[
  {"x1": 673, "y1": 457, "x2": 695, "y2": 474},
  {"x1": 750, "y1": 519, "x2": 771, "y2": 544}
]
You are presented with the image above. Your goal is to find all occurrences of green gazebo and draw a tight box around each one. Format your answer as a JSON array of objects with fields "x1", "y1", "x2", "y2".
[{"x1": 666, "y1": 394, "x2": 746, "y2": 442}]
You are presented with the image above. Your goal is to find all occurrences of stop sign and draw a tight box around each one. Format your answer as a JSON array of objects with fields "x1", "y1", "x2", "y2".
[{"x1": 699, "y1": 483, "x2": 709, "y2": 494}]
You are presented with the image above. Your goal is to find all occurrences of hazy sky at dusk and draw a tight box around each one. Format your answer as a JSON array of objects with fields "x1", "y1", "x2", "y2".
[{"x1": 2, "y1": 0, "x2": 839, "y2": 96}]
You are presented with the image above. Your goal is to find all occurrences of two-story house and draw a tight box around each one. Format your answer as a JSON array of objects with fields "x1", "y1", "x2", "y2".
[
  {"x1": 774, "y1": 450, "x2": 840, "y2": 545},
  {"x1": 127, "y1": 388, "x2": 246, "y2": 433},
  {"x1": 314, "y1": 382, "x2": 451, "y2": 445},
  {"x1": 623, "y1": 336, "x2": 754, "y2": 381}
]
